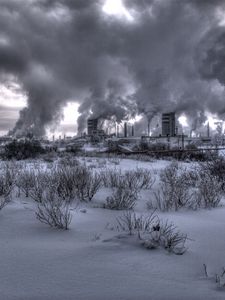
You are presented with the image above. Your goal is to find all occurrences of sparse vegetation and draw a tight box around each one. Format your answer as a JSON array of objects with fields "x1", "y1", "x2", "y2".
[
  {"x1": 116, "y1": 210, "x2": 157, "y2": 235},
  {"x1": 203, "y1": 264, "x2": 225, "y2": 289},
  {"x1": 148, "y1": 162, "x2": 195, "y2": 211},
  {"x1": 16, "y1": 169, "x2": 36, "y2": 198},
  {"x1": 115, "y1": 211, "x2": 187, "y2": 255},
  {"x1": 197, "y1": 154, "x2": 225, "y2": 193},
  {"x1": 141, "y1": 220, "x2": 187, "y2": 255},
  {"x1": 104, "y1": 186, "x2": 138, "y2": 210},
  {"x1": 194, "y1": 172, "x2": 222, "y2": 208},
  {"x1": 73, "y1": 166, "x2": 102, "y2": 201},
  {"x1": 35, "y1": 189, "x2": 72, "y2": 230},
  {"x1": 0, "y1": 162, "x2": 17, "y2": 210},
  {"x1": 101, "y1": 168, "x2": 155, "y2": 190},
  {"x1": 148, "y1": 161, "x2": 222, "y2": 211}
]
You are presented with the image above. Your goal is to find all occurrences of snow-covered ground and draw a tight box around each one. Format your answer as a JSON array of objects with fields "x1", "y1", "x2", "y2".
[{"x1": 0, "y1": 157, "x2": 225, "y2": 300}]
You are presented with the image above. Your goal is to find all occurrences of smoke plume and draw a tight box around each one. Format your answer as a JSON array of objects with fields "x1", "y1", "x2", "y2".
[{"x1": 0, "y1": 0, "x2": 225, "y2": 136}]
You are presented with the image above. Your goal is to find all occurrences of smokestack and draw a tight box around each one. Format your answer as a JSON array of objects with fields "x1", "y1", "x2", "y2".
[
  {"x1": 116, "y1": 123, "x2": 119, "y2": 137},
  {"x1": 131, "y1": 125, "x2": 134, "y2": 137},
  {"x1": 147, "y1": 121, "x2": 150, "y2": 136},
  {"x1": 124, "y1": 122, "x2": 127, "y2": 138},
  {"x1": 207, "y1": 122, "x2": 210, "y2": 138}
]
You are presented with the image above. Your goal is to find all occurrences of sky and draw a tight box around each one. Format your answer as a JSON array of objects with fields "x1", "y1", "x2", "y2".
[{"x1": 0, "y1": 0, "x2": 225, "y2": 137}]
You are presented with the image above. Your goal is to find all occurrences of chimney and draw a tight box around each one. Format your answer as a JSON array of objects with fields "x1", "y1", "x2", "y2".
[
  {"x1": 131, "y1": 125, "x2": 134, "y2": 137},
  {"x1": 124, "y1": 122, "x2": 127, "y2": 138},
  {"x1": 147, "y1": 120, "x2": 150, "y2": 136},
  {"x1": 116, "y1": 123, "x2": 119, "y2": 137},
  {"x1": 207, "y1": 122, "x2": 210, "y2": 138}
]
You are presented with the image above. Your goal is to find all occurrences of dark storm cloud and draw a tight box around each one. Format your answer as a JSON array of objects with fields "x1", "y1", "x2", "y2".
[{"x1": 0, "y1": 0, "x2": 225, "y2": 135}]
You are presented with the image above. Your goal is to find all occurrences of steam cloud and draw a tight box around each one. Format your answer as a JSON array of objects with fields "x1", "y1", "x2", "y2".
[{"x1": 0, "y1": 0, "x2": 225, "y2": 136}]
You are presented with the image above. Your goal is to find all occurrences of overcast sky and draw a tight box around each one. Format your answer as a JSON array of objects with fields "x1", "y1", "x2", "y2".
[{"x1": 0, "y1": 0, "x2": 225, "y2": 137}]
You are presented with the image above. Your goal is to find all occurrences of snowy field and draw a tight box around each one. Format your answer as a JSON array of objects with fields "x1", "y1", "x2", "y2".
[{"x1": 0, "y1": 156, "x2": 225, "y2": 300}]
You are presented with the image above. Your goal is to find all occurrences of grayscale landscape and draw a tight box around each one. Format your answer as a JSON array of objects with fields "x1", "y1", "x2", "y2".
[{"x1": 1, "y1": 0, "x2": 225, "y2": 299}]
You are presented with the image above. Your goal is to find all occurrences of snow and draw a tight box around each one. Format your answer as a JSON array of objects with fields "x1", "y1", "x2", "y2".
[
  {"x1": 82, "y1": 143, "x2": 108, "y2": 153},
  {"x1": 0, "y1": 157, "x2": 225, "y2": 299}
]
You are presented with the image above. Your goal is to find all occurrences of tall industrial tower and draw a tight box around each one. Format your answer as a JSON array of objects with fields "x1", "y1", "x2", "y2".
[
  {"x1": 162, "y1": 112, "x2": 176, "y2": 136},
  {"x1": 87, "y1": 118, "x2": 98, "y2": 135}
]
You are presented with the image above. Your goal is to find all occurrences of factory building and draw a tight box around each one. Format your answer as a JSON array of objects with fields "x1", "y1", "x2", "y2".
[
  {"x1": 162, "y1": 112, "x2": 176, "y2": 136},
  {"x1": 87, "y1": 118, "x2": 106, "y2": 142},
  {"x1": 87, "y1": 118, "x2": 98, "y2": 135}
]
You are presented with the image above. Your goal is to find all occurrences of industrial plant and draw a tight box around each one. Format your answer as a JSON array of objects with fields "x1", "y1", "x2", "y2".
[{"x1": 1, "y1": 111, "x2": 225, "y2": 157}]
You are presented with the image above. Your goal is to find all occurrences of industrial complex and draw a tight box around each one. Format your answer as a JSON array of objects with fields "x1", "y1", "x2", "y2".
[{"x1": 0, "y1": 112, "x2": 224, "y2": 155}]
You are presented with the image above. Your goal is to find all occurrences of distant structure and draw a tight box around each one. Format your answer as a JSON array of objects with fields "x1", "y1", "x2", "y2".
[
  {"x1": 124, "y1": 122, "x2": 127, "y2": 138},
  {"x1": 131, "y1": 125, "x2": 134, "y2": 137},
  {"x1": 87, "y1": 118, "x2": 106, "y2": 141},
  {"x1": 162, "y1": 112, "x2": 176, "y2": 136},
  {"x1": 207, "y1": 122, "x2": 210, "y2": 138},
  {"x1": 87, "y1": 118, "x2": 98, "y2": 135}
]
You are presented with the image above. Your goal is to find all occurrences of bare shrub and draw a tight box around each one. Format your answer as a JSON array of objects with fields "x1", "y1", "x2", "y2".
[
  {"x1": 203, "y1": 264, "x2": 225, "y2": 289},
  {"x1": 101, "y1": 168, "x2": 155, "y2": 190},
  {"x1": 197, "y1": 155, "x2": 225, "y2": 193},
  {"x1": 0, "y1": 173, "x2": 13, "y2": 210},
  {"x1": 115, "y1": 210, "x2": 158, "y2": 235},
  {"x1": 73, "y1": 166, "x2": 102, "y2": 201},
  {"x1": 36, "y1": 190, "x2": 72, "y2": 230},
  {"x1": 149, "y1": 162, "x2": 194, "y2": 211},
  {"x1": 160, "y1": 161, "x2": 181, "y2": 186},
  {"x1": 215, "y1": 268, "x2": 225, "y2": 288},
  {"x1": 83, "y1": 172, "x2": 102, "y2": 201},
  {"x1": 104, "y1": 187, "x2": 138, "y2": 210},
  {"x1": 148, "y1": 160, "x2": 222, "y2": 210},
  {"x1": 45, "y1": 164, "x2": 102, "y2": 202},
  {"x1": 114, "y1": 211, "x2": 187, "y2": 254},
  {"x1": 102, "y1": 168, "x2": 155, "y2": 210},
  {"x1": 0, "y1": 162, "x2": 18, "y2": 206},
  {"x1": 101, "y1": 168, "x2": 122, "y2": 187},
  {"x1": 16, "y1": 169, "x2": 36, "y2": 197},
  {"x1": 141, "y1": 220, "x2": 187, "y2": 255},
  {"x1": 0, "y1": 196, "x2": 11, "y2": 210},
  {"x1": 133, "y1": 168, "x2": 155, "y2": 189},
  {"x1": 195, "y1": 173, "x2": 222, "y2": 208},
  {"x1": 29, "y1": 171, "x2": 49, "y2": 202},
  {"x1": 122, "y1": 169, "x2": 155, "y2": 190},
  {"x1": 1, "y1": 161, "x2": 19, "y2": 182},
  {"x1": 53, "y1": 165, "x2": 77, "y2": 201},
  {"x1": 180, "y1": 167, "x2": 199, "y2": 188},
  {"x1": 151, "y1": 183, "x2": 194, "y2": 211}
]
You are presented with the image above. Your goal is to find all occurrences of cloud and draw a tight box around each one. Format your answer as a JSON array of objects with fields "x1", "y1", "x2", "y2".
[{"x1": 0, "y1": 105, "x2": 20, "y2": 130}]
